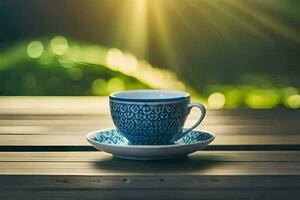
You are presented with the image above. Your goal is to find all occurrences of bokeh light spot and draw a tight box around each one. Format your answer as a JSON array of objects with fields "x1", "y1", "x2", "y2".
[
  {"x1": 283, "y1": 87, "x2": 299, "y2": 108},
  {"x1": 123, "y1": 53, "x2": 138, "y2": 72},
  {"x1": 92, "y1": 79, "x2": 108, "y2": 95},
  {"x1": 208, "y1": 92, "x2": 225, "y2": 109},
  {"x1": 106, "y1": 48, "x2": 124, "y2": 69},
  {"x1": 107, "y1": 77, "x2": 125, "y2": 93},
  {"x1": 287, "y1": 94, "x2": 300, "y2": 109},
  {"x1": 106, "y1": 49, "x2": 138, "y2": 72},
  {"x1": 50, "y1": 36, "x2": 69, "y2": 55},
  {"x1": 27, "y1": 41, "x2": 44, "y2": 58},
  {"x1": 245, "y1": 89, "x2": 280, "y2": 109}
]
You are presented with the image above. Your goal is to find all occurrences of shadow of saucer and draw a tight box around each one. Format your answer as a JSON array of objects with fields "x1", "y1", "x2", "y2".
[{"x1": 93, "y1": 153, "x2": 225, "y2": 174}]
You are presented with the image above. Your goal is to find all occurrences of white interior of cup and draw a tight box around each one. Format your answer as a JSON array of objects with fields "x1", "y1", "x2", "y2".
[{"x1": 110, "y1": 90, "x2": 189, "y2": 101}]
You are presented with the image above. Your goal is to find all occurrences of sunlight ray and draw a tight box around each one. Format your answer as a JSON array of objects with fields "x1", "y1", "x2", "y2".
[
  {"x1": 113, "y1": 1, "x2": 131, "y2": 46},
  {"x1": 112, "y1": 0, "x2": 300, "y2": 67},
  {"x1": 229, "y1": 0, "x2": 300, "y2": 43},
  {"x1": 186, "y1": 0, "x2": 234, "y2": 43},
  {"x1": 126, "y1": 0, "x2": 148, "y2": 57},
  {"x1": 113, "y1": 0, "x2": 148, "y2": 58},
  {"x1": 202, "y1": 0, "x2": 270, "y2": 41},
  {"x1": 151, "y1": 0, "x2": 180, "y2": 68}
]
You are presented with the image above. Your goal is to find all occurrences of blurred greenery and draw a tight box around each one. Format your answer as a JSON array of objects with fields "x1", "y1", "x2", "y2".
[
  {"x1": 0, "y1": 36, "x2": 299, "y2": 109},
  {"x1": 0, "y1": 39, "x2": 150, "y2": 96},
  {"x1": 1, "y1": 0, "x2": 300, "y2": 109}
]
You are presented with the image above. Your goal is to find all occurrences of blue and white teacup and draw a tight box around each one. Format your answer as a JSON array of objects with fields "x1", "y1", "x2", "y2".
[{"x1": 109, "y1": 90, "x2": 206, "y2": 145}]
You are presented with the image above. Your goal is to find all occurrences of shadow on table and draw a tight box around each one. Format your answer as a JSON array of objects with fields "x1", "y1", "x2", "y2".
[{"x1": 93, "y1": 154, "x2": 224, "y2": 174}]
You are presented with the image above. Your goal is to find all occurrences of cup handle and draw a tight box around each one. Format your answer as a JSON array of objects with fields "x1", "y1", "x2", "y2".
[{"x1": 172, "y1": 103, "x2": 206, "y2": 142}]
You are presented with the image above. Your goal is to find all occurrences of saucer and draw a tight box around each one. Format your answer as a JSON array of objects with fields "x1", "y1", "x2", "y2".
[{"x1": 86, "y1": 129, "x2": 215, "y2": 160}]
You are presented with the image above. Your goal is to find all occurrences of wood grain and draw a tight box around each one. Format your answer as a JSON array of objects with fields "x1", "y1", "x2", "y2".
[
  {"x1": 0, "y1": 151, "x2": 299, "y2": 175},
  {"x1": 1, "y1": 134, "x2": 299, "y2": 147},
  {"x1": 1, "y1": 124, "x2": 299, "y2": 135},
  {"x1": 1, "y1": 175, "x2": 300, "y2": 200},
  {"x1": 1, "y1": 151, "x2": 300, "y2": 162},
  {"x1": 0, "y1": 97, "x2": 299, "y2": 146},
  {"x1": 0, "y1": 96, "x2": 299, "y2": 116},
  {"x1": 0, "y1": 97, "x2": 299, "y2": 199},
  {"x1": 1, "y1": 175, "x2": 300, "y2": 190}
]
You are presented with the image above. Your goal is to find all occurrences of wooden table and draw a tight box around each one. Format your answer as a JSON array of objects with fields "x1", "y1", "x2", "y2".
[{"x1": 0, "y1": 97, "x2": 299, "y2": 199}]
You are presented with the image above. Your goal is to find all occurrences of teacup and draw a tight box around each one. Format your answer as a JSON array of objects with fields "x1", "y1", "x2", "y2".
[{"x1": 109, "y1": 90, "x2": 206, "y2": 145}]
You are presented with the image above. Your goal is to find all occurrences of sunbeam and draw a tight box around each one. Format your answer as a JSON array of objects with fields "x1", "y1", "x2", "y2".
[
  {"x1": 228, "y1": 0, "x2": 300, "y2": 43},
  {"x1": 111, "y1": 0, "x2": 300, "y2": 68},
  {"x1": 150, "y1": 0, "x2": 181, "y2": 68},
  {"x1": 113, "y1": 0, "x2": 148, "y2": 58},
  {"x1": 198, "y1": 0, "x2": 269, "y2": 41}
]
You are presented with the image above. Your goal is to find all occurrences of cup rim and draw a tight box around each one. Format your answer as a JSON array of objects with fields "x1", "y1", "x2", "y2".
[{"x1": 109, "y1": 90, "x2": 190, "y2": 102}]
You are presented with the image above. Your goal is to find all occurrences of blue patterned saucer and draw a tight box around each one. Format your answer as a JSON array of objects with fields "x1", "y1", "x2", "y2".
[{"x1": 86, "y1": 129, "x2": 215, "y2": 160}]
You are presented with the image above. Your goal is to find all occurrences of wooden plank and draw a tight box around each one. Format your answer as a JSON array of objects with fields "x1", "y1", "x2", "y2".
[
  {"x1": 0, "y1": 97, "x2": 109, "y2": 115},
  {"x1": 0, "y1": 160, "x2": 299, "y2": 175},
  {"x1": 0, "y1": 114, "x2": 299, "y2": 125},
  {"x1": 0, "y1": 175, "x2": 300, "y2": 200},
  {"x1": 1, "y1": 175, "x2": 300, "y2": 190},
  {"x1": 1, "y1": 151, "x2": 300, "y2": 162},
  {"x1": 0, "y1": 98, "x2": 299, "y2": 199},
  {"x1": 0, "y1": 124, "x2": 299, "y2": 135},
  {"x1": 0, "y1": 151, "x2": 299, "y2": 175},
  {"x1": 0, "y1": 99, "x2": 299, "y2": 137},
  {"x1": 0, "y1": 134, "x2": 299, "y2": 146},
  {"x1": 0, "y1": 97, "x2": 299, "y2": 117},
  {"x1": 0, "y1": 122, "x2": 300, "y2": 136},
  {"x1": 0, "y1": 109, "x2": 299, "y2": 119}
]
